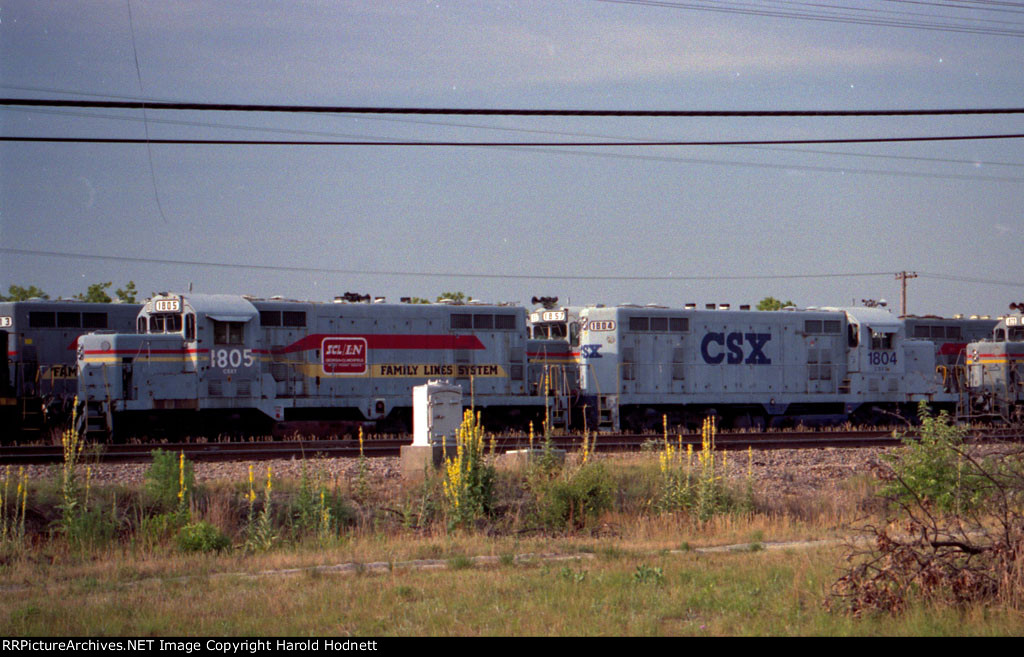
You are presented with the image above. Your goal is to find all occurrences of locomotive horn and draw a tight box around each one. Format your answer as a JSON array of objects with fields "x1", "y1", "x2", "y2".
[{"x1": 531, "y1": 296, "x2": 559, "y2": 309}]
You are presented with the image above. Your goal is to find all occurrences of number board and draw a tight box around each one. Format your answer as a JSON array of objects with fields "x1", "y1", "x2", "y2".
[{"x1": 153, "y1": 298, "x2": 181, "y2": 313}]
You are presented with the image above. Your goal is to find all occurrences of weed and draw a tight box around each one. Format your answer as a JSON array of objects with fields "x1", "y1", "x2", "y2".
[
  {"x1": 882, "y1": 402, "x2": 976, "y2": 512},
  {"x1": 1, "y1": 466, "x2": 28, "y2": 549},
  {"x1": 394, "y1": 585, "x2": 418, "y2": 600},
  {"x1": 448, "y1": 554, "x2": 474, "y2": 570},
  {"x1": 532, "y1": 462, "x2": 614, "y2": 531},
  {"x1": 63, "y1": 504, "x2": 119, "y2": 550},
  {"x1": 831, "y1": 403, "x2": 1024, "y2": 616},
  {"x1": 145, "y1": 449, "x2": 196, "y2": 514},
  {"x1": 401, "y1": 477, "x2": 441, "y2": 531},
  {"x1": 559, "y1": 565, "x2": 588, "y2": 583},
  {"x1": 289, "y1": 462, "x2": 341, "y2": 544},
  {"x1": 139, "y1": 511, "x2": 186, "y2": 548},
  {"x1": 176, "y1": 521, "x2": 231, "y2": 553},
  {"x1": 442, "y1": 410, "x2": 495, "y2": 529},
  {"x1": 59, "y1": 419, "x2": 85, "y2": 538},
  {"x1": 655, "y1": 417, "x2": 750, "y2": 521},
  {"x1": 599, "y1": 546, "x2": 627, "y2": 561},
  {"x1": 245, "y1": 465, "x2": 277, "y2": 553},
  {"x1": 632, "y1": 563, "x2": 665, "y2": 585},
  {"x1": 354, "y1": 427, "x2": 370, "y2": 502},
  {"x1": 579, "y1": 431, "x2": 596, "y2": 465}
]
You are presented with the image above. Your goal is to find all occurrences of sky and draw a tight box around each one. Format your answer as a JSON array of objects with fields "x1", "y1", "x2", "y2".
[{"x1": 1, "y1": 0, "x2": 1023, "y2": 318}]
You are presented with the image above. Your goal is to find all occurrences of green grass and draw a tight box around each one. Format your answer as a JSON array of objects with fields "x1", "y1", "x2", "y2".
[
  {"x1": 2, "y1": 450, "x2": 1022, "y2": 636},
  {"x1": 3, "y1": 541, "x2": 1021, "y2": 636}
]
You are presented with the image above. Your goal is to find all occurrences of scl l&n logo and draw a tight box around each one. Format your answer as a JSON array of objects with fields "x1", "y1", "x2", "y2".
[
  {"x1": 322, "y1": 337, "x2": 368, "y2": 375},
  {"x1": 700, "y1": 332, "x2": 772, "y2": 365}
]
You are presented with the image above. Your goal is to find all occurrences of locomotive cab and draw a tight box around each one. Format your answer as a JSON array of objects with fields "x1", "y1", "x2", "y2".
[
  {"x1": 137, "y1": 293, "x2": 260, "y2": 392},
  {"x1": 79, "y1": 293, "x2": 264, "y2": 439},
  {"x1": 842, "y1": 308, "x2": 906, "y2": 376},
  {"x1": 965, "y1": 310, "x2": 1024, "y2": 420},
  {"x1": 839, "y1": 307, "x2": 943, "y2": 421},
  {"x1": 527, "y1": 304, "x2": 583, "y2": 430}
]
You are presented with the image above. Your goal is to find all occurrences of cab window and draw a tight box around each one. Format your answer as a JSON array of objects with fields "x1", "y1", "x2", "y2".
[
  {"x1": 870, "y1": 331, "x2": 893, "y2": 350},
  {"x1": 213, "y1": 320, "x2": 245, "y2": 345}
]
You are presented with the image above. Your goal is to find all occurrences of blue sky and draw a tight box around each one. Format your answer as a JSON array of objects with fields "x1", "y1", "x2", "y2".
[{"x1": 2, "y1": 1, "x2": 1022, "y2": 316}]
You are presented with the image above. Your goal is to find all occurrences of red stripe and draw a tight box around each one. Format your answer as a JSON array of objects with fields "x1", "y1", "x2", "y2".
[
  {"x1": 263, "y1": 333, "x2": 485, "y2": 355},
  {"x1": 937, "y1": 342, "x2": 967, "y2": 356}
]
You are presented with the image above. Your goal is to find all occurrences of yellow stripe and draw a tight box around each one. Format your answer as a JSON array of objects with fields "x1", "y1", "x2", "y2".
[
  {"x1": 292, "y1": 362, "x2": 509, "y2": 378},
  {"x1": 82, "y1": 356, "x2": 186, "y2": 364}
]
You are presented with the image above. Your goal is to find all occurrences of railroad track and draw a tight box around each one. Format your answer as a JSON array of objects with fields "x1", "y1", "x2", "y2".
[{"x1": 3, "y1": 428, "x2": 1019, "y2": 465}]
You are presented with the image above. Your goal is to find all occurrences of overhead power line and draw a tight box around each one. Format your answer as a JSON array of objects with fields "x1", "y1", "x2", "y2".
[
  {"x1": 5, "y1": 134, "x2": 1024, "y2": 147},
  {"x1": 9, "y1": 103, "x2": 1024, "y2": 177},
  {"x1": 919, "y1": 272, "x2": 1024, "y2": 288},
  {"x1": 8, "y1": 107, "x2": 1024, "y2": 181},
  {"x1": 6, "y1": 248, "x2": 1023, "y2": 287},
  {"x1": 593, "y1": 0, "x2": 1024, "y2": 38},
  {"x1": 0, "y1": 248, "x2": 893, "y2": 282},
  {"x1": 2, "y1": 98, "x2": 1024, "y2": 117}
]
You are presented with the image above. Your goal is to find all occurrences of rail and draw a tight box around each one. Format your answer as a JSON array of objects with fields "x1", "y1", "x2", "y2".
[{"x1": 2, "y1": 428, "x2": 1020, "y2": 465}]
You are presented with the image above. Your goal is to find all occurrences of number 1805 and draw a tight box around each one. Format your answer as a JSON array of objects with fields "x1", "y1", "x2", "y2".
[{"x1": 210, "y1": 348, "x2": 254, "y2": 369}]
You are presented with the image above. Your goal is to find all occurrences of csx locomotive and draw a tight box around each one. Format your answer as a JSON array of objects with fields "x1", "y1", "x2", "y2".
[
  {"x1": 572, "y1": 304, "x2": 975, "y2": 430},
  {"x1": 56, "y1": 292, "x2": 1018, "y2": 440},
  {"x1": 0, "y1": 299, "x2": 140, "y2": 441}
]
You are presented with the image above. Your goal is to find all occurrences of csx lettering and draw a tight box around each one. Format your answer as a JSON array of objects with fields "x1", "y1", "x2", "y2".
[
  {"x1": 700, "y1": 332, "x2": 772, "y2": 365},
  {"x1": 581, "y1": 344, "x2": 603, "y2": 359}
]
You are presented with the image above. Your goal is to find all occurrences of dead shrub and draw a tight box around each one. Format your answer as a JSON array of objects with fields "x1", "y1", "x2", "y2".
[{"x1": 828, "y1": 411, "x2": 1024, "y2": 616}]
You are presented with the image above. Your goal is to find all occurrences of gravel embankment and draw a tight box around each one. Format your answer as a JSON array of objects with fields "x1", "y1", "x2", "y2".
[{"x1": 23, "y1": 446, "x2": 896, "y2": 499}]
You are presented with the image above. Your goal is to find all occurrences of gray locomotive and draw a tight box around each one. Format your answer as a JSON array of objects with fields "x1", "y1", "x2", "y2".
[
  {"x1": 1, "y1": 299, "x2": 140, "y2": 441},
  {"x1": 70, "y1": 290, "x2": 1012, "y2": 440},
  {"x1": 77, "y1": 292, "x2": 552, "y2": 440},
  {"x1": 570, "y1": 303, "x2": 952, "y2": 431},
  {"x1": 964, "y1": 305, "x2": 1024, "y2": 422}
]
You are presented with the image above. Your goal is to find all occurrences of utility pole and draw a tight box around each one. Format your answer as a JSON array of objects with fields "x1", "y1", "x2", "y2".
[{"x1": 895, "y1": 271, "x2": 918, "y2": 317}]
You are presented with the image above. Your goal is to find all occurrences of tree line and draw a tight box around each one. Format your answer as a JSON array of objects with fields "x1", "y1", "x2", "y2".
[
  {"x1": 2, "y1": 285, "x2": 796, "y2": 311},
  {"x1": 1, "y1": 282, "x2": 138, "y2": 304}
]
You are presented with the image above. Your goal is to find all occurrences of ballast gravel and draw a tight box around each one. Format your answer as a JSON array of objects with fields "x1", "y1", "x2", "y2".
[{"x1": 22, "y1": 446, "x2": 896, "y2": 500}]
